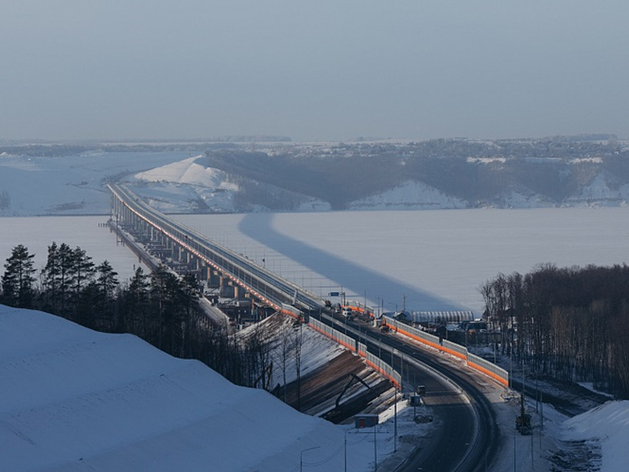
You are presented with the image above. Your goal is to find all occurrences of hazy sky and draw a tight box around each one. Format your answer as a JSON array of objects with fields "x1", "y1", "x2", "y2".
[{"x1": 2, "y1": 1, "x2": 628, "y2": 142}]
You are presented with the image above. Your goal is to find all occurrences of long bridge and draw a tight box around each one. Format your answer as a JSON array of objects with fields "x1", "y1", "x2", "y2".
[
  {"x1": 108, "y1": 182, "x2": 324, "y2": 317},
  {"x1": 108, "y1": 182, "x2": 506, "y2": 472}
]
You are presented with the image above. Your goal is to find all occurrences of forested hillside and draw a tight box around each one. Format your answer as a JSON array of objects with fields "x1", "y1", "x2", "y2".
[
  {"x1": 2, "y1": 135, "x2": 628, "y2": 215},
  {"x1": 198, "y1": 135, "x2": 629, "y2": 211},
  {"x1": 480, "y1": 264, "x2": 629, "y2": 398},
  {"x1": 0, "y1": 244, "x2": 277, "y2": 389}
]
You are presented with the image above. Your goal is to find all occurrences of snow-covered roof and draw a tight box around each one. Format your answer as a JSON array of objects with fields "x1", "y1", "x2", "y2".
[{"x1": 410, "y1": 310, "x2": 475, "y2": 323}]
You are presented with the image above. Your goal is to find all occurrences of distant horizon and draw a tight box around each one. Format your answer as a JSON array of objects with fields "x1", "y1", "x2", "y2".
[{"x1": 0, "y1": 132, "x2": 625, "y2": 146}]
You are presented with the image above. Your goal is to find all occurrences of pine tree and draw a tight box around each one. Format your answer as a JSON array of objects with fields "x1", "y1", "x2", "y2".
[
  {"x1": 1, "y1": 244, "x2": 36, "y2": 308},
  {"x1": 40, "y1": 243, "x2": 91, "y2": 316},
  {"x1": 72, "y1": 247, "x2": 95, "y2": 298},
  {"x1": 40, "y1": 242, "x2": 60, "y2": 312},
  {"x1": 40, "y1": 242, "x2": 75, "y2": 315},
  {"x1": 96, "y1": 260, "x2": 119, "y2": 299},
  {"x1": 124, "y1": 267, "x2": 150, "y2": 335},
  {"x1": 150, "y1": 265, "x2": 184, "y2": 351},
  {"x1": 76, "y1": 260, "x2": 118, "y2": 330}
]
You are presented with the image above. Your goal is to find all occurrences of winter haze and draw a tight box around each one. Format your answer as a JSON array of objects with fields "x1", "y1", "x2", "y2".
[
  {"x1": 2, "y1": 1, "x2": 629, "y2": 470},
  {"x1": 1, "y1": 0, "x2": 628, "y2": 142}
]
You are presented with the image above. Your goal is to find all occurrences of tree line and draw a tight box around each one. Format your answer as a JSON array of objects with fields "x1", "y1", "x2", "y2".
[
  {"x1": 480, "y1": 263, "x2": 629, "y2": 398},
  {"x1": 0, "y1": 243, "x2": 284, "y2": 390}
]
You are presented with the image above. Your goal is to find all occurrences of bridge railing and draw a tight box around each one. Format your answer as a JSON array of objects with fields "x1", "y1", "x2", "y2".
[{"x1": 308, "y1": 317, "x2": 358, "y2": 354}]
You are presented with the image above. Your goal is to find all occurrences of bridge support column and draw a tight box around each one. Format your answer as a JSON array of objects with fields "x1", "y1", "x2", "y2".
[{"x1": 207, "y1": 269, "x2": 220, "y2": 288}]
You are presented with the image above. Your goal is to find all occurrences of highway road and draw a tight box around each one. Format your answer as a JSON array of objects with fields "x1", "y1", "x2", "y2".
[{"x1": 315, "y1": 311, "x2": 500, "y2": 472}]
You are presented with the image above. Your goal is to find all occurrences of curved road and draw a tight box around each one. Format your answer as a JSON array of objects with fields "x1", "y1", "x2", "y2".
[{"x1": 318, "y1": 312, "x2": 500, "y2": 472}]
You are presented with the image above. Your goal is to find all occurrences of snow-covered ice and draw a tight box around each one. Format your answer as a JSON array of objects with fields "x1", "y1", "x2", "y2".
[
  {"x1": 0, "y1": 216, "x2": 148, "y2": 284},
  {"x1": 176, "y1": 206, "x2": 629, "y2": 314}
]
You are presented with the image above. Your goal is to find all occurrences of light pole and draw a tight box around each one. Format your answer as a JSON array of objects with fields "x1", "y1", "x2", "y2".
[
  {"x1": 394, "y1": 387, "x2": 398, "y2": 453},
  {"x1": 300, "y1": 446, "x2": 320, "y2": 472},
  {"x1": 373, "y1": 424, "x2": 378, "y2": 470},
  {"x1": 344, "y1": 430, "x2": 349, "y2": 472}
]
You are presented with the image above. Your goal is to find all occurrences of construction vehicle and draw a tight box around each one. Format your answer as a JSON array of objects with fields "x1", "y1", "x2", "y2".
[{"x1": 335, "y1": 373, "x2": 372, "y2": 409}]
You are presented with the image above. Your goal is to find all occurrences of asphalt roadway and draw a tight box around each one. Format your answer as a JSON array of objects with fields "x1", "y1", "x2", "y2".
[{"x1": 318, "y1": 311, "x2": 501, "y2": 472}]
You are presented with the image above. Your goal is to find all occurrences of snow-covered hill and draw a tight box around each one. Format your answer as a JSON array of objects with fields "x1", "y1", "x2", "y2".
[
  {"x1": 126, "y1": 153, "x2": 629, "y2": 213},
  {"x1": 2, "y1": 139, "x2": 629, "y2": 216},
  {"x1": 0, "y1": 305, "x2": 356, "y2": 471},
  {"x1": 136, "y1": 155, "x2": 237, "y2": 190},
  {"x1": 560, "y1": 400, "x2": 629, "y2": 471},
  {"x1": 127, "y1": 155, "x2": 331, "y2": 213},
  {"x1": 348, "y1": 181, "x2": 467, "y2": 210},
  {"x1": 129, "y1": 156, "x2": 240, "y2": 213}
]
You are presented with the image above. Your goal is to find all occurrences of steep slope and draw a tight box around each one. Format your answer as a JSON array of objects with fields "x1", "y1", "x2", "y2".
[{"x1": 0, "y1": 305, "x2": 351, "y2": 472}]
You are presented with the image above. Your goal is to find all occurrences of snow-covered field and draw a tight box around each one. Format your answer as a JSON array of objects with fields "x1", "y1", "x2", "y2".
[{"x1": 0, "y1": 151, "x2": 189, "y2": 216}]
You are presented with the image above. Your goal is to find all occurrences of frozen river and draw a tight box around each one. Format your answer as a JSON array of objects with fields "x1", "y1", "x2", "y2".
[
  {"x1": 1, "y1": 207, "x2": 627, "y2": 314},
  {"x1": 175, "y1": 206, "x2": 629, "y2": 314},
  {"x1": 0, "y1": 216, "x2": 148, "y2": 284}
]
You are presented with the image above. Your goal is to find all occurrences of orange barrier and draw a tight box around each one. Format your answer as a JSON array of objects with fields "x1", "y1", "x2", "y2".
[
  {"x1": 365, "y1": 359, "x2": 401, "y2": 390},
  {"x1": 467, "y1": 360, "x2": 509, "y2": 387},
  {"x1": 383, "y1": 319, "x2": 509, "y2": 388}
]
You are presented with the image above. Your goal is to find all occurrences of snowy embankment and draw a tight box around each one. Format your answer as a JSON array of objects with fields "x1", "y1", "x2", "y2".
[
  {"x1": 1, "y1": 304, "x2": 425, "y2": 472},
  {"x1": 0, "y1": 305, "x2": 356, "y2": 472},
  {"x1": 560, "y1": 400, "x2": 629, "y2": 472}
]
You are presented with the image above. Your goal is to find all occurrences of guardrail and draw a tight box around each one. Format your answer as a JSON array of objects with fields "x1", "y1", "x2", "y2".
[
  {"x1": 309, "y1": 317, "x2": 358, "y2": 354},
  {"x1": 365, "y1": 351, "x2": 402, "y2": 388},
  {"x1": 467, "y1": 352, "x2": 509, "y2": 387},
  {"x1": 383, "y1": 317, "x2": 509, "y2": 387},
  {"x1": 308, "y1": 317, "x2": 401, "y2": 389}
]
